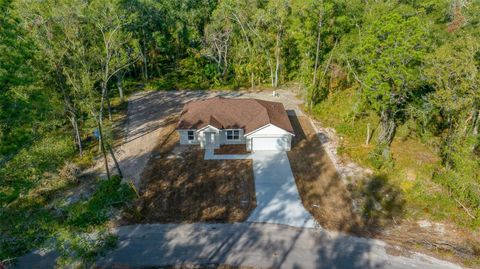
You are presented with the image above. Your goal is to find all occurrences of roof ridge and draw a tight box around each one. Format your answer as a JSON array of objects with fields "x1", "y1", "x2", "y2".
[{"x1": 253, "y1": 99, "x2": 273, "y2": 125}]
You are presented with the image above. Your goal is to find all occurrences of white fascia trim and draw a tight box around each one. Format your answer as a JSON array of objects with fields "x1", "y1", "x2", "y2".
[
  {"x1": 195, "y1": 125, "x2": 220, "y2": 132},
  {"x1": 244, "y1": 124, "x2": 271, "y2": 136},
  {"x1": 244, "y1": 124, "x2": 295, "y2": 137}
]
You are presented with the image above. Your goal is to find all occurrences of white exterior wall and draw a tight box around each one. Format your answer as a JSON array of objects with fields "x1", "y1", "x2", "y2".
[
  {"x1": 245, "y1": 124, "x2": 293, "y2": 151},
  {"x1": 196, "y1": 126, "x2": 220, "y2": 148},
  {"x1": 246, "y1": 137, "x2": 252, "y2": 151},
  {"x1": 179, "y1": 124, "x2": 292, "y2": 151},
  {"x1": 219, "y1": 129, "x2": 245, "y2": 145},
  {"x1": 178, "y1": 130, "x2": 200, "y2": 145}
]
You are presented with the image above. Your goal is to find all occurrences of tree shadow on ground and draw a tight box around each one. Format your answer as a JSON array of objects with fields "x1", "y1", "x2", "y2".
[
  {"x1": 350, "y1": 174, "x2": 405, "y2": 233},
  {"x1": 89, "y1": 222, "x2": 384, "y2": 269},
  {"x1": 287, "y1": 114, "x2": 405, "y2": 237}
]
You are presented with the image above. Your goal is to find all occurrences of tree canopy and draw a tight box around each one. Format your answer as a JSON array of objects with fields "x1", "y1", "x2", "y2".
[{"x1": 1, "y1": 0, "x2": 480, "y2": 265}]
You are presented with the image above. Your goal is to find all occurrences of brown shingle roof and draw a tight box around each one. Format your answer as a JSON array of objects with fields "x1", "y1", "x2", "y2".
[{"x1": 177, "y1": 97, "x2": 294, "y2": 134}]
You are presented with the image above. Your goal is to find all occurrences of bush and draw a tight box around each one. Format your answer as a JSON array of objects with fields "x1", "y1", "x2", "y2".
[
  {"x1": 432, "y1": 135, "x2": 480, "y2": 227},
  {"x1": 66, "y1": 176, "x2": 135, "y2": 228},
  {"x1": 433, "y1": 170, "x2": 480, "y2": 228},
  {"x1": 0, "y1": 133, "x2": 74, "y2": 206},
  {"x1": 58, "y1": 162, "x2": 81, "y2": 184},
  {"x1": 55, "y1": 228, "x2": 117, "y2": 268},
  {"x1": 368, "y1": 144, "x2": 394, "y2": 169}
]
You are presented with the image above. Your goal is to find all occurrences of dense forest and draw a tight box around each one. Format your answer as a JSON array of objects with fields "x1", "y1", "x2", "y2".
[{"x1": 1, "y1": 0, "x2": 479, "y2": 266}]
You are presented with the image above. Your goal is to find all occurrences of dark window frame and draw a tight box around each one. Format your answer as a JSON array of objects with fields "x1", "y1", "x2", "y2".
[
  {"x1": 226, "y1": 129, "x2": 240, "y2": 140},
  {"x1": 187, "y1": 130, "x2": 195, "y2": 141}
]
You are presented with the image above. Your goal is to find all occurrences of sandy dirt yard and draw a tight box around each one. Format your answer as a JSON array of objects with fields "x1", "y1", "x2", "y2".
[
  {"x1": 287, "y1": 115, "x2": 366, "y2": 234},
  {"x1": 93, "y1": 88, "x2": 302, "y2": 188},
  {"x1": 122, "y1": 116, "x2": 255, "y2": 224}
]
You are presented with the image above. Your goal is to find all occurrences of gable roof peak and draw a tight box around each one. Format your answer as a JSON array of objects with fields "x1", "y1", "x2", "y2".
[{"x1": 177, "y1": 97, "x2": 294, "y2": 134}]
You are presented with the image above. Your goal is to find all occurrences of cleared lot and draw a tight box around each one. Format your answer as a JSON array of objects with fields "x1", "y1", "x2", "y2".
[
  {"x1": 100, "y1": 88, "x2": 301, "y2": 188},
  {"x1": 287, "y1": 115, "x2": 366, "y2": 233},
  {"x1": 123, "y1": 116, "x2": 255, "y2": 224},
  {"x1": 205, "y1": 149, "x2": 316, "y2": 228}
]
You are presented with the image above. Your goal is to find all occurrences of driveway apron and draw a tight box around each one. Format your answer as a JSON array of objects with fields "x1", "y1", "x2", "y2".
[
  {"x1": 205, "y1": 150, "x2": 317, "y2": 228},
  {"x1": 247, "y1": 151, "x2": 317, "y2": 228}
]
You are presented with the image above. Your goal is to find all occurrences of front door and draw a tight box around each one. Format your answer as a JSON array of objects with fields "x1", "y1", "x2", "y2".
[{"x1": 205, "y1": 132, "x2": 217, "y2": 148}]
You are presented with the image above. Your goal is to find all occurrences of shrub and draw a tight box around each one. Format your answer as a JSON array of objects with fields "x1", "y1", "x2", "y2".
[
  {"x1": 368, "y1": 144, "x2": 394, "y2": 169},
  {"x1": 66, "y1": 176, "x2": 135, "y2": 228},
  {"x1": 55, "y1": 228, "x2": 117, "y2": 268},
  {"x1": 58, "y1": 162, "x2": 81, "y2": 184}
]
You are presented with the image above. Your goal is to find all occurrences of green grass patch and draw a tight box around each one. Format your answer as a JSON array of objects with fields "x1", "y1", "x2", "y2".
[
  {"x1": 53, "y1": 175, "x2": 134, "y2": 266},
  {"x1": 0, "y1": 133, "x2": 75, "y2": 206},
  {"x1": 55, "y1": 228, "x2": 118, "y2": 268},
  {"x1": 311, "y1": 87, "x2": 476, "y2": 229},
  {"x1": 0, "y1": 106, "x2": 134, "y2": 266},
  {"x1": 66, "y1": 176, "x2": 135, "y2": 229},
  {"x1": 312, "y1": 87, "x2": 379, "y2": 167}
]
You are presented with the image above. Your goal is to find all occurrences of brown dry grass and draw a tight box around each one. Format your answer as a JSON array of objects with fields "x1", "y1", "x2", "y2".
[
  {"x1": 287, "y1": 115, "x2": 366, "y2": 234},
  {"x1": 214, "y1": 144, "x2": 250, "y2": 155},
  {"x1": 380, "y1": 221, "x2": 480, "y2": 264},
  {"x1": 123, "y1": 118, "x2": 255, "y2": 224}
]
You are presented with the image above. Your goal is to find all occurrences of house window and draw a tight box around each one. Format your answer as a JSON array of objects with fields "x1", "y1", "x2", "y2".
[
  {"x1": 187, "y1": 131, "x2": 195, "y2": 141},
  {"x1": 226, "y1": 130, "x2": 240, "y2": 140}
]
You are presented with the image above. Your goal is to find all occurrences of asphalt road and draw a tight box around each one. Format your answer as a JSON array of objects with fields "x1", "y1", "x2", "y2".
[{"x1": 16, "y1": 223, "x2": 462, "y2": 269}]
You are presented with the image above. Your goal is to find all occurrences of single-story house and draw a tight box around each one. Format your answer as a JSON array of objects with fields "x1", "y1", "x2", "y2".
[{"x1": 177, "y1": 97, "x2": 295, "y2": 151}]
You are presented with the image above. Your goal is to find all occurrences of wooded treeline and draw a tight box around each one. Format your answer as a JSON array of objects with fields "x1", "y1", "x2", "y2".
[
  {"x1": 1, "y1": 0, "x2": 480, "y2": 264},
  {"x1": 3, "y1": 0, "x2": 479, "y2": 204},
  {"x1": 1, "y1": 0, "x2": 479, "y2": 231}
]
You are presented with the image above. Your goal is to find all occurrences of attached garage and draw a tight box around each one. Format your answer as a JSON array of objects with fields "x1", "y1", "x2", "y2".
[
  {"x1": 251, "y1": 136, "x2": 289, "y2": 151},
  {"x1": 246, "y1": 124, "x2": 293, "y2": 151}
]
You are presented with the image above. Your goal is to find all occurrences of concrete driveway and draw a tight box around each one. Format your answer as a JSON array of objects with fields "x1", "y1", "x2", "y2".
[{"x1": 206, "y1": 150, "x2": 317, "y2": 228}]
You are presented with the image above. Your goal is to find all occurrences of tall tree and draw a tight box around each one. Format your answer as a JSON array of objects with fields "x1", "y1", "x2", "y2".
[
  {"x1": 90, "y1": 0, "x2": 139, "y2": 178},
  {"x1": 351, "y1": 10, "x2": 428, "y2": 152},
  {"x1": 289, "y1": 0, "x2": 363, "y2": 105},
  {"x1": 0, "y1": 0, "x2": 56, "y2": 158},
  {"x1": 89, "y1": 0, "x2": 139, "y2": 123},
  {"x1": 16, "y1": 0, "x2": 87, "y2": 156},
  {"x1": 203, "y1": 7, "x2": 232, "y2": 80},
  {"x1": 425, "y1": 35, "x2": 479, "y2": 153}
]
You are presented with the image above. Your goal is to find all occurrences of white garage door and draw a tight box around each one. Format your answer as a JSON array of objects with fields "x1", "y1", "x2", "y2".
[{"x1": 252, "y1": 137, "x2": 287, "y2": 151}]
